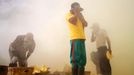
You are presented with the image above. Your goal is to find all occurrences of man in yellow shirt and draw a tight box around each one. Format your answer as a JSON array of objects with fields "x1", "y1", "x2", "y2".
[{"x1": 66, "y1": 2, "x2": 88, "y2": 75}]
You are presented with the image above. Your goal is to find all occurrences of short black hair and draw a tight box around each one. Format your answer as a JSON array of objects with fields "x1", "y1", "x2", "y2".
[{"x1": 71, "y1": 2, "x2": 80, "y2": 8}]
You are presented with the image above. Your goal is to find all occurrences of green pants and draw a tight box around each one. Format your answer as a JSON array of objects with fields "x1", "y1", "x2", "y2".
[{"x1": 70, "y1": 39, "x2": 87, "y2": 69}]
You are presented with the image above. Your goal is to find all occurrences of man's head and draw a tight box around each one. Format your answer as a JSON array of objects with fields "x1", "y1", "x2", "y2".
[
  {"x1": 24, "y1": 33, "x2": 34, "y2": 49},
  {"x1": 24, "y1": 33, "x2": 34, "y2": 42},
  {"x1": 71, "y1": 2, "x2": 83, "y2": 13},
  {"x1": 91, "y1": 23, "x2": 100, "y2": 33}
]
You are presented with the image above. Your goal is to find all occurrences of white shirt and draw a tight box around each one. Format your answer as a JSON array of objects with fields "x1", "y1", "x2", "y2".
[{"x1": 95, "y1": 29, "x2": 108, "y2": 48}]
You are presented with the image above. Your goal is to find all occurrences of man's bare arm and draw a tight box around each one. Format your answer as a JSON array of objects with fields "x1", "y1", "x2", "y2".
[
  {"x1": 91, "y1": 32, "x2": 96, "y2": 42},
  {"x1": 106, "y1": 36, "x2": 112, "y2": 53},
  {"x1": 69, "y1": 16, "x2": 77, "y2": 25},
  {"x1": 26, "y1": 42, "x2": 35, "y2": 59},
  {"x1": 78, "y1": 13, "x2": 88, "y2": 27}
]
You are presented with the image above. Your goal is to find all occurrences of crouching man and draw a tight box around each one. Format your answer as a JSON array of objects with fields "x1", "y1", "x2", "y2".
[{"x1": 9, "y1": 33, "x2": 35, "y2": 67}]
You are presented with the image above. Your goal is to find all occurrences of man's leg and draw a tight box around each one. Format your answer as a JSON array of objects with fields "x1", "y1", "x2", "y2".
[
  {"x1": 91, "y1": 51, "x2": 101, "y2": 75},
  {"x1": 9, "y1": 46, "x2": 17, "y2": 67},
  {"x1": 78, "y1": 40, "x2": 86, "y2": 75},
  {"x1": 72, "y1": 65, "x2": 78, "y2": 75},
  {"x1": 98, "y1": 47, "x2": 111, "y2": 75},
  {"x1": 78, "y1": 67, "x2": 85, "y2": 75},
  {"x1": 102, "y1": 59, "x2": 111, "y2": 75},
  {"x1": 18, "y1": 58, "x2": 27, "y2": 67},
  {"x1": 70, "y1": 40, "x2": 78, "y2": 75},
  {"x1": 9, "y1": 56, "x2": 18, "y2": 67}
]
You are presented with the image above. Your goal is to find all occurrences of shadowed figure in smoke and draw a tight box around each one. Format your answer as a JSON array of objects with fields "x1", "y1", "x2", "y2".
[
  {"x1": 9, "y1": 33, "x2": 35, "y2": 67},
  {"x1": 91, "y1": 23, "x2": 112, "y2": 75}
]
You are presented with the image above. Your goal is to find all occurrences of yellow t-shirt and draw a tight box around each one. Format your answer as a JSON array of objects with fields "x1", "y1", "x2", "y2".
[{"x1": 66, "y1": 12, "x2": 86, "y2": 40}]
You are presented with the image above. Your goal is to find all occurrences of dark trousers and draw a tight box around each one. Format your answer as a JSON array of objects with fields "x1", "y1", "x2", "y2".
[
  {"x1": 70, "y1": 40, "x2": 86, "y2": 75},
  {"x1": 72, "y1": 65, "x2": 85, "y2": 75},
  {"x1": 97, "y1": 46, "x2": 112, "y2": 75}
]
